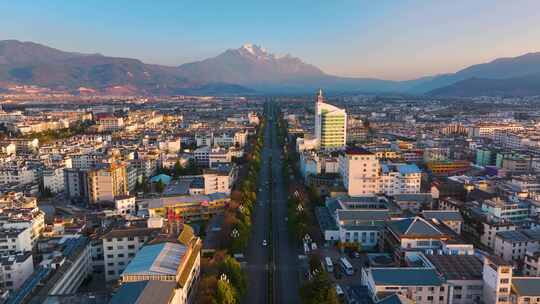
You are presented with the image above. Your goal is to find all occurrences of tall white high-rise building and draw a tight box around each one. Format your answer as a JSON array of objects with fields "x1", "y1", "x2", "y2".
[{"x1": 314, "y1": 89, "x2": 347, "y2": 150}]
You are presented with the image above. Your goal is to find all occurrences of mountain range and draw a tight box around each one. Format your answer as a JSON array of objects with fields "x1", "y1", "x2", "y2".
[{"x1": 1, "y1": 39, "x2": 540, "y2": 96}]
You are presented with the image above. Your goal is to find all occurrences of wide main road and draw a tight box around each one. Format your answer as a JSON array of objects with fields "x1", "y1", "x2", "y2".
[
  {"x1": 244, "y1": 102, "x2": 300, "y2": 304},
  {"x1": 268, "y1": 102, "x2": 300, "y2": 304},
  {"x1": 244, "y1": 102, "x2": 272, "y2": 304}
]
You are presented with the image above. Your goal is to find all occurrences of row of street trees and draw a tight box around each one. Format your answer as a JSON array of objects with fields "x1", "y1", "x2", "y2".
[{"x1": 195, "y1": 118, "x2": 265, "y2": 304}]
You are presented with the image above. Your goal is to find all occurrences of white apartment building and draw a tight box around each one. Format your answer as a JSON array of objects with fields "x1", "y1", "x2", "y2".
[
  {"x1": 0, "y1": 252, "x2": 33, "y2": 291},
  {"x1": 339, "y1": 147, "x2": 379, "y2": 196},
  {"x1": 362, "y1": 267, "x2": 449, "y2": 304},
  {"x1": 524, "y1": 251, "x2": 540, "y2": 276},
  {"x1": 0, "y1": 207, "x2": 45, "y2": 248},
  {"x1": 481, "y1": 221, "x2": 517, "y2": 250},
  {"x1": 194, "y1": 146, "x2": 210, "y2": 167},
  {"x1": 494, "y1": 229, "x2": 540, "y2": 264},
  {"x1": 380, "y1": 163, "x2": 422, "y2": 195},
  {"x1": 213, "y1": 131, "x2": 247, "y2": 148},
  {"x1": 46, "y1": 237, "x2": 92, "y2": 295},
  {"x1": 339, "y1": 148, "x2": 422, "y2": 197},
  {"x1": 202, "y1": 170, "x2": 235, "y2": 195},
  {"x1": 481, "y1": 197, "x2": 530, "y2": 224},
  {"x1": 97, "y1": 115, "x2": 124, "y2": 132},
  {"x1": 195, "y1": 133, "x2": 213, "y2": 147},
  {"x1": 0, "y1": 165, "x2": 38, "y2": 186},
  {"x1": 299, "y1": 151, "x2": 321, "y2": 181},
  {"x1": 114, "y1": 196, "x2": 137, "y2": 216},
  {"x1": 70, "y1": 153, "x2": 99, "y2": 170},
  {"x1": 158, "y1": 139, "x2": 182, "y2": 153},
  {"x1": 468, "y1": 124, "x2": 524, "y2": 139},
  {"x1": 482, "y1": 256, "x2": 512, "y2": 304},
  {"x1": 42, "y1": 166, "x2": 65, "y2": 194},
  {"x1": 0, "y1": 227, "x2": 32, "y2": 254},
  {"x1": 102, "y1": 228, "x2": 159, "y2": 282},
  {"x1": 208, "y1": 148, "x2": 232, "y2": 168}
]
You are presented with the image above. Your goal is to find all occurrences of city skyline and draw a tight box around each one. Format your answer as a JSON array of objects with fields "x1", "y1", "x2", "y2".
[{"x1": 2, "y1": 1, "x2": 540, "y2": 80}]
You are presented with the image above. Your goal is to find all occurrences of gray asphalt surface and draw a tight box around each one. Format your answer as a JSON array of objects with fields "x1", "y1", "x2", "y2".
[{"x1": 244, "y1": 102, "x2": 300, "y2": 304}]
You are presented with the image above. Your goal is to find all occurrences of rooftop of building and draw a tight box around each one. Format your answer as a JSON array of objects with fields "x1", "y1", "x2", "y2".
[
  {"x1": 369, "y1": 267, "x2": 444, "y2": 286},
  {"x1": 144, "y1": 193, "x2": 229, "y2": 209},
  {"x1": 512, "y1": 277, "x2": 540, "y2": 297},
  {"x1": 102, "y1": 227, "x2": 161, "y2": 240},
  {"x1": 337, "y1": 209, "x2": 390, "y2": 222},
  {"x1": 344, "y1": 146, "x2": 373, "y2": 156},
  {"x1": 42, "y1": 293, "x2": 111, "y2": 304},
  {"x1": 421, "y1": 210, "x2": 463, "y2": 222},
  {"x1": 496, "y1": 229, "x2": 540, "y2": 243},
  {"x1": 426, "y1": 254, "x2": 483, "y2": 280},
  {"x1": 122, "y1": 242, "x2": 187, "y2": 278},
  {"x1": 391, "y1": 193, "x2": 433, "y2": 203},
  {"x1": 387, "y1": 217, "x2": 444, "y2": 238},
  {"x1": 149, "y1": 174, "x2": 172, "y2": 185},
  {"x1": 0, "y1": 251, "x2": 31, "y2": 265},
  {"x1": 314, "y1": 206, "x2": 339, "y2": 231},
  {"x1": 109, "y1": 280, "x2": 176, "y2": 304},
  {"x1": 381, "y1": 163, "x2": 421, "y2": 175}
]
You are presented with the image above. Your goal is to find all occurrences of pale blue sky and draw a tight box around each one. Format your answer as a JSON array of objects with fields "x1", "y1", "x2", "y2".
[{"x1": 2, "y1": 1, "x2": 540, "y2": 80}]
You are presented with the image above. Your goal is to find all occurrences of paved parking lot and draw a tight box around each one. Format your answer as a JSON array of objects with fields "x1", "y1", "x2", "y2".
[{"x1": 309, "y1": 243, "x2": 374, "y2": 304}]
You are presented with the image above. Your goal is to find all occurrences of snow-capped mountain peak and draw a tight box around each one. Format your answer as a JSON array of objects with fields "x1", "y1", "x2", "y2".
[{"x1": 239, "y1": 43, "x2": 271, "y2": 59}]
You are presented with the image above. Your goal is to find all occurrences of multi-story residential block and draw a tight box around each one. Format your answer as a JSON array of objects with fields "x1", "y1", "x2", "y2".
[
  {"x1": 96, "y1": 114, "x2": 124, "y2": 132},
  {"x1": 0, "y1": 251, "x2": 33, "y2": 291},
  {"x1": 494, "y1": 229, "x2": 540, "y2": 264},
  {"x1": 40, "y1": 236, "x2": 92, "y2": 296},
  {"x1": 208, "y1": 148, "x2": 232, "y2": 168},
  {"x1": 362, "y1": 267, "x2": 449, "y2": 304},
  {"x1": 426, "y1": 254, "x2": 484, "y2": 304},
  {"x1": 482, "y1": 256, "x2": 512, "y2": 304},
  {"x1": 88, "y1": 162, "x2": 129, "y2": 203},
  {"x1": 64, "y1": 168, "x2": 89, "y2": 203},
  {"x1": 42, "y1": 166, "x2": 65, "y2": 194},
  {"x1": 0, "y1": 164, "x2": 38, "y2": 186},
  {"x1": 102, "y1": 227, "x2": 160, "y2": 282},
  {"x1": 524, "y1": 251, "x2": 540, "y2": 276},
  {"x1": 320, "y1": 195, "x2": 390, "y2": 248},
  {"x1": 481, "y1": 221, "x2": 517, "y2": 250},
  {"x1": 482, "y1": 197, "x2": 531, "y2": 224},
  {"x1": 0, "y1": 207, "x2": 45, "y2": 248},
  {"x1": 380, "y1": 163, "x2": 422, "y2": 195},
  {"x1": 339, "y1": 147, "x2": 380, "y2": 196},
  {"x1": 468, "y1": 124, "x2": 523, "y2": 139},
  {"x1": 0, "y1": 227, "x2": 32, "y2": 254},
  {"x1": 510, "y1": 277, "x2": 540, "y2": 304},
  {"x1": 114, "y1": 196, "x2": 137, "y2": 216}
]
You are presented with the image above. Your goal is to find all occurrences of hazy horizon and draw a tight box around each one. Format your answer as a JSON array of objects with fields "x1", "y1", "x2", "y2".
[{"x1": 2, "y1": 0, "x2": 540, "y2": 80}]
